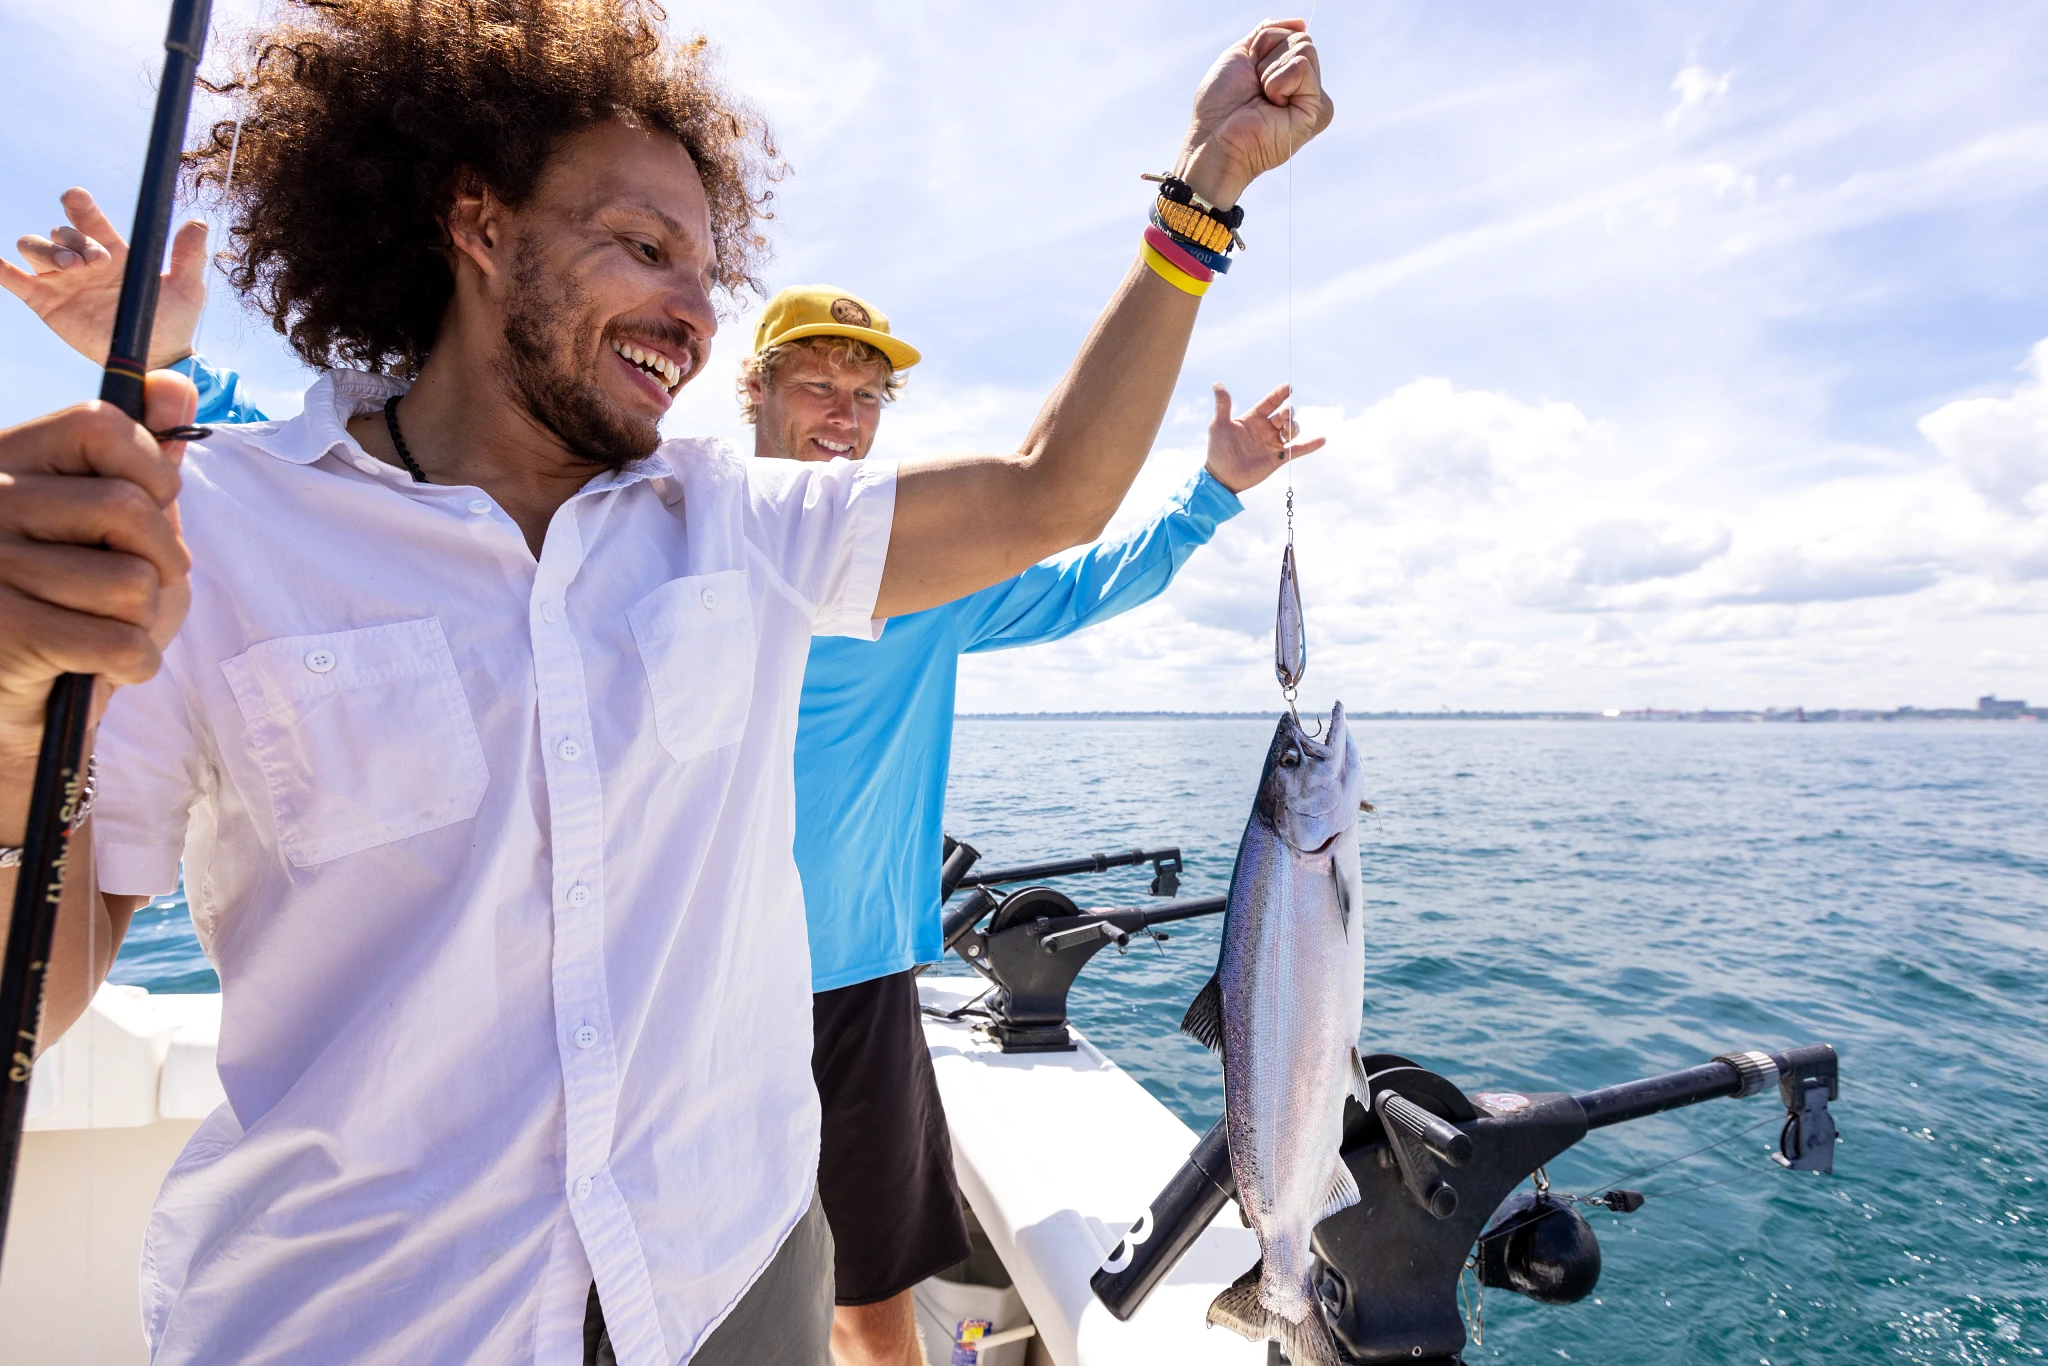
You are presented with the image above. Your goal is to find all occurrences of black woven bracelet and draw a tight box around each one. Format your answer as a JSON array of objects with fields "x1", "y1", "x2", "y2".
[{"x1": 1143, "y1": 173, "x2": 1246, "y2": 232}]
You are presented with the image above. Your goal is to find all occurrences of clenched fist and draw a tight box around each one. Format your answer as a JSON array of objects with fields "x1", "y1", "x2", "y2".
[
  {"x1": 1175, "y1": 20, "x2": 1334, "y2": 210},
  {"x1": 0, "y1": 372, "x2": 196, "y2": 757}
]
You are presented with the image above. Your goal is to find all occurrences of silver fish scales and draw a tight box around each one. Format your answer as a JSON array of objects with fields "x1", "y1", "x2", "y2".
[{"x1": 1181, "y1": 701, "x2": 1369, "y2": 1366}]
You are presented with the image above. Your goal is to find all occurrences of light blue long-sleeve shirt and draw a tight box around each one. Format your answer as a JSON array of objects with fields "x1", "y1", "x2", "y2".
[
  {"x1": 795, "y1": 468, "x2": 1239, "y2": 990},
  {"x1": 180, "y1": 356, "x2": 1241, "y2": 992}
]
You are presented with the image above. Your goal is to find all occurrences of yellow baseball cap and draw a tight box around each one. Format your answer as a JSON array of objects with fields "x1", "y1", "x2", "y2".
[{"x1": 751, "y1": 285, "x2": 921, "y2": 370}]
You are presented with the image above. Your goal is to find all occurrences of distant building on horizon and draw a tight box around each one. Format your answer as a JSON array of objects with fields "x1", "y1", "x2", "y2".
[{"x1": 1978, "y1": 695, "x2": 2029, "y2": 718}]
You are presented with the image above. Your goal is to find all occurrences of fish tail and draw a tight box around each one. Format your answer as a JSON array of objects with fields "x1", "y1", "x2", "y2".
[{"x1": 1205, "y1": 1264, "x2": 1343, "y2": 1366}]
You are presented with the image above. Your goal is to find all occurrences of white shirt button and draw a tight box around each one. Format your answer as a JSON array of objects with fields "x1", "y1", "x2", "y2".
[
  {"x1": 567, "y1": 884, "x2": 592, "y2": 908},
  {"x1": 557, "y1": 739, "x2": 583, "y2": 761},
  {"x1": 352, "y1": 457, "x2": 379, "y2": 475},
  {"x1": 467, "y1": 498, "x2": 491, "y2": 516},
  {"x1": 574, "y1": 1175, "x2": 594, "y2": 1200},
  {"x1": 540, "y1": 602, "x2": 558, "y2": 624},
  {"x1": 303, "y1": 649, "x2": 337, "y2": 674},
  {"x1": 700, "y1": 588, "x2": 718, "y2": 610},
  {"x1": 573, "y1": 1025, "x2": 599, "y2": 1050}
]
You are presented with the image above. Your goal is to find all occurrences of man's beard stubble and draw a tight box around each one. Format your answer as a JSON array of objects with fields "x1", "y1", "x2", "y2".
[{"x1": 501, "y1": 240, "x2": 701, "y2": 472}]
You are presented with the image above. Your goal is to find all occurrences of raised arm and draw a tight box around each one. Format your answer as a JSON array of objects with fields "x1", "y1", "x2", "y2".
[
  {"x1": 959, "y1": 381, "x2": 1326, "y2": 650},
  {"x1": 872, "y1": 21, "x2": 1331, "y2": 619}
]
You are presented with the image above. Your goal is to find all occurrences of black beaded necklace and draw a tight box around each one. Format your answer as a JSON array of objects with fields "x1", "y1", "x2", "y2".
[{"x1": 383, "y1": 393, "x2": 429, "y2": 483}]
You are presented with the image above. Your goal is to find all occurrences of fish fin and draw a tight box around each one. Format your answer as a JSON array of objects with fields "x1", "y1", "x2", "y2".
[
  {"x1": 1275, "y1": 1308, "x2": 1345, "y2": 1366},
  {"x1": 1180, "y1": 974, "x2": 1225, "y2": 1055},
  {"x1": 1318, "y1": 1158, "x2": 1362, "y2": 1223},
  {"x1": 1205, "y1": 1262, "x2": 1266, "y2": 1341},
  {"x1": 1205, "y1": 1263, "x2": 1343, "y2": 1366},
  {"x1": 1328, "y1": 856, "x2": 1355, "y2": 933},
  {"x1": 1348, "y1": 1047, "x2": 1372, "y2": 1108}
]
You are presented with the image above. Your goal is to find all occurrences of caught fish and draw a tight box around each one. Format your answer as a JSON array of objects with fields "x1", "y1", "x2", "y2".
[
  {"x1": 1276, "y1": 543, "x2": 1306, "y2": 693},
  {"x1": 1181, "y1": 701, "x2": 1369, "y2": 1366}
]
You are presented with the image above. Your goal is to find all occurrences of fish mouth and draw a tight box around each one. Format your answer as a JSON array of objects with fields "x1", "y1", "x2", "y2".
[{"x1": 1283, "y1": 699, "x2": 1346, "y2": 761}]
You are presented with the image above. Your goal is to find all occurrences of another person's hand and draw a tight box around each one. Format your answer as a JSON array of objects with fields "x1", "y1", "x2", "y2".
[
  {"x1": 1176, "y1": 20, "x2": 1333, "y2": 209},
  {"x1": 1, "y1": 188, "x2": 210, "y2": 371},
  {"x1": 0, "y1": 372, "x2": 196, "y2": 749},
  {"x1": 1204, "y1": 382, "x2": 1325, "y2": 494}
]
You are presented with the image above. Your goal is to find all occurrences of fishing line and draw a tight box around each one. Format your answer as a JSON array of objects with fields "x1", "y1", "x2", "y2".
[
  {"x1": 187, "y1": 114, "x2": 241, "y2": 359},
  {"x1": 1273, "y1": 8, "x2": 1321, "y2": 737},
  {"x1": 1639, "y1": 1165, "x2": 1776, "y2": 1200},
  {"x1": 1580, "y1": 1111, "x2": 1781, "y2": 1196}
]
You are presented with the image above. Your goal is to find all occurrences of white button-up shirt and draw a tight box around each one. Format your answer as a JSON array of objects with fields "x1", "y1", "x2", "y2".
[{"x1": 90, "y1": 371, "x2": 896, "y2": 1365}]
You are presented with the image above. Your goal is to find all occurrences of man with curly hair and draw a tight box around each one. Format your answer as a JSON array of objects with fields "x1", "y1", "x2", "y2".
[{"x1": 0, "y1": 2, "x2": 1329, "y2": 1362}]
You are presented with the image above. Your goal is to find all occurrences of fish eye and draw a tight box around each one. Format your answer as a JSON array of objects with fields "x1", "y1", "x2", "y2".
[{"x1": 1280, "y1": 748, "x2": 1302, "y2": 768}]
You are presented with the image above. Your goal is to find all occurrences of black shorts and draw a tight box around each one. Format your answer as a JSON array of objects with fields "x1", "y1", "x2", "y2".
[{"x1": 812, "y1": 968, "x2": 971, "y2": 1306}]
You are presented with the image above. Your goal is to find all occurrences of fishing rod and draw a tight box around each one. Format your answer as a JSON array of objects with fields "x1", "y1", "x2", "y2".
[{"x1": 0, "y1": 0, "x2": 213, "y2": 1267}]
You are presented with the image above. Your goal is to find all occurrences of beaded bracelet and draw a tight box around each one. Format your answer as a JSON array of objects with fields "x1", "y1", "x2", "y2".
[
  {"x1": 0, "y1": 754, "x2": 97, "y2": 869},
  {"x1": 1141, "y1": 172, "x2": 1247, "y2": 234},
  {"x1": 1154, "y1": 196, "x2": 1235, "y2": 255},
  {"x1": 1147, "y1": 203, "x2": 1231, "y2": 274}
]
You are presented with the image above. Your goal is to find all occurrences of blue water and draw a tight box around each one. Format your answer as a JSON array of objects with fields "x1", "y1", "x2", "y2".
[{"x1": 117, "y1": 719, "x2": 2047, "y2": 1363}]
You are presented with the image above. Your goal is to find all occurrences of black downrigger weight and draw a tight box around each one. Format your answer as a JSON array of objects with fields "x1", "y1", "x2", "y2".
[{"x1": 932, "y1": 835, "x2": 1842, "y2": 1364}]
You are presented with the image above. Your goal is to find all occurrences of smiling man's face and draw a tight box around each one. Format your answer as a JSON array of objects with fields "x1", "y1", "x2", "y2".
[
  {"x1": 494, "y1": 119, "x2": 719, "y2": 469},
  {"x1": 749, "y1": 344, "x2": 890, "y2": 463}
]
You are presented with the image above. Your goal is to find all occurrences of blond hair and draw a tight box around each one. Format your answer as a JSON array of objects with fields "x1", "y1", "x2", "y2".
[{"x1": 738, "y1": 334, "x2": 906, "y2": 423}]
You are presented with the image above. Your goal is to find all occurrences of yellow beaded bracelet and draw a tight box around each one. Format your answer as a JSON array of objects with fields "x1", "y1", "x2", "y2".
[{"x1": 1154, "y1": 196, "x2": 1234, "y2": 254}]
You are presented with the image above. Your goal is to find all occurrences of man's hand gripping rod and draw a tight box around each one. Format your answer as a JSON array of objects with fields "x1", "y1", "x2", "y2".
[{"x1": 0, "y1": 0, "x2": 212, "y2": 1268}]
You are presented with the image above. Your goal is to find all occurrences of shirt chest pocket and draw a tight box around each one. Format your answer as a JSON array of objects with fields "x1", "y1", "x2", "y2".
[
  {"x1": 220, "y1": 618, "x2": 490, "y2": 868},
  {"x1": 628, "y1": 570, "x2": 757, "y2": 763}
]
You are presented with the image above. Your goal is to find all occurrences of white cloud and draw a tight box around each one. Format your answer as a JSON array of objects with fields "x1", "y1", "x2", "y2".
[
  {"x1": 1668, "y1": 64, "x2": 1734, "y2": 127},
  {"x1": 1919, "y1": 341, "x2": 2048, "y2": 515}
]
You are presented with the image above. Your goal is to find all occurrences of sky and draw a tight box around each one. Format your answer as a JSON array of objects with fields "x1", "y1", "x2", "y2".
[{"x1": 1, "y1": 1, "x2": 2045, "y2": 714}]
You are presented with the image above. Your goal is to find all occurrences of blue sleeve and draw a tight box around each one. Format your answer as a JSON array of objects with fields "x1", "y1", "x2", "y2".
[
  {"x1": 957, "y1": 468, "x2": 1243, "y2": 653},
  {"x1": 170, "y1": 355, "x2": 269, "y2": 425}
]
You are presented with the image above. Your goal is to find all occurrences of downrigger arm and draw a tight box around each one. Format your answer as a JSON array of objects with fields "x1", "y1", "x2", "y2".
[{"x1": 1092, "y1": 1044, "x2": 1840, "y2": 1364}]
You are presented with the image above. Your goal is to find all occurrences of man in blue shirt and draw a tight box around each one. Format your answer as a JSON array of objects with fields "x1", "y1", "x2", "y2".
[
  {"x1": 740, "y1": 288, "x2": 1321, "y2": 1364},
  {"x1": 7, "y1": 213, "x2": 1323, "y2": 1366}
]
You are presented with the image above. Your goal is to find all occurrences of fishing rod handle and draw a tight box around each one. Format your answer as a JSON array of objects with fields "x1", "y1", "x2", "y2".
[
  {"x1": 938, "y1": 839, "x2": 981, "y2": 901},
  {"x1": 0, "y1": 675, "x2": 95, "y2": 1263},
  {"x1": 102, "y1": 0, "x2": 213, "y2": 418},
  {"x1": 1090, "y1": 1117, "x2": 1236, "y2": 1321},
  {"x1": 939, "y1": 887, "x2": 998, "y2": 952},
  {"x1": 0, "y1": 0, "x2": 213, "y2": 1272},
  {"x1": 1377, "y1": 1090, "x2": 1472, "y2": 1169}
]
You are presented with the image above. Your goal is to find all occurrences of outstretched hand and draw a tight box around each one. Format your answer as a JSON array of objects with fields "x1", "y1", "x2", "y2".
[
  {"x1": 1, "y1": 188, "x2": 210, "y2": 371},
  {"x1": 1204, "y1": 382, "x2": 1326, "y2": 494},
  {"x1": 1177, "y1": 20, "x2": 1333, "y2": 209}
]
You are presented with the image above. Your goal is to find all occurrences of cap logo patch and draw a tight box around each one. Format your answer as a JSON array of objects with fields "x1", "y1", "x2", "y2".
[{"x1": 830, "y1": 298, "x2": 873, "y2": 328}]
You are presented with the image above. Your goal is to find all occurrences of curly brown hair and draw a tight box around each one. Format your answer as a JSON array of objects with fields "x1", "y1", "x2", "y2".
[{"x1": 185, "y1": 0, "x2": 782, "y2": 376}]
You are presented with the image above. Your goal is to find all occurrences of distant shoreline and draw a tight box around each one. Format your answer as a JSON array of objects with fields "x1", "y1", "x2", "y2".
[{"x1": 958, "y1": 708, "x2": 2041, "y2": 723}]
